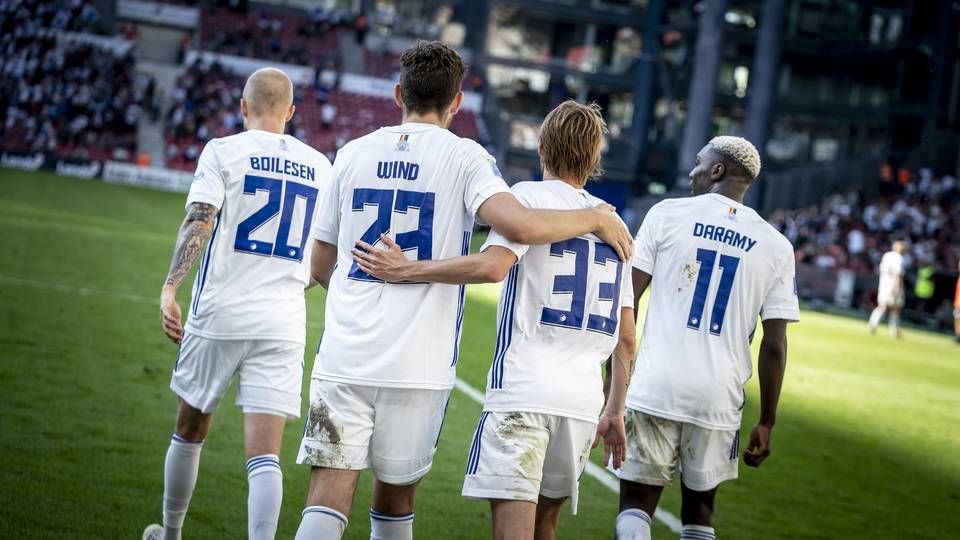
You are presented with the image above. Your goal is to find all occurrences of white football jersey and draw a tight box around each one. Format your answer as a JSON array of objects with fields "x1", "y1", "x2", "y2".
[
  {"x1": 311, "y1": 122, "x2": 510, "y2": 390},
  {"x1": 480, "y1": 181, "x2": 634, "y2": 423},
  {"x1": 878, "y1": 251, "x2": 904, "y2": 290},
  {"x1": 628, "y1": 193, "x2": 799, "y2": 430},
  {"x1": 184, "y1": 129, "x2": 333, "y2": 343}
]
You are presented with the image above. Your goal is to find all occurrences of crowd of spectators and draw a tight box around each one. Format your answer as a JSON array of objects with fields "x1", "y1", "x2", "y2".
[
  {"x1": 164, "y1": 60, "x2": 244, "y2": 170},
  {"x1": 0, "y1": 33, "x2": 142, "y2": 161},
  {"x1": 767, "y1": 169, "x2": 960, "y2": 314},
  {"x1": 199, "y1": 6, "x2": 343, "y2": 68},
  {"x1": 164, "y1": 60, "x2": 482, "y2": 170},
  {"x1": 0, "y1": 1, "x2": 145, "y2": 161},
  {"x1": 1, "y1": 0, "x2": 102, "y2": 37}
]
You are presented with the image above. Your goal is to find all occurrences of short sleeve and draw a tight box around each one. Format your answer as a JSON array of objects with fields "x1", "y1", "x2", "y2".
[
  {"x1": 631, "y1": 205, "x2": 660, "y2": 274},
  {"x1": 619, "y1": 257, "x2": 635, "y2": 310},
  {"x1": 462, "y1": 145, "x2": 510, "y2": 219},
  {"x1": 185, "y1": 142, "x2": 225, "y2": 209},
  {"x1": 311, "y1": 152, "x2": 345, "y2": 245},
  {"x1": 479, "y1": 183, "x2": 533, "y2": 259},
  {"x1": 761, "y1": 250, "x2": 800, "y2": 322}
]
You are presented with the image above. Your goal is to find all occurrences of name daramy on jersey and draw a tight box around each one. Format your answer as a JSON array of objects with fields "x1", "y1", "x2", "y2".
[{"x1": 628, "y1": 193, "x2": 800, "y2": 430}]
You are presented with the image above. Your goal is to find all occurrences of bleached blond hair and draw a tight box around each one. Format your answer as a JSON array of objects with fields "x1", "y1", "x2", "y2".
[{"x1": 709, "y1": 136, "x2": 761, "y2": 179}]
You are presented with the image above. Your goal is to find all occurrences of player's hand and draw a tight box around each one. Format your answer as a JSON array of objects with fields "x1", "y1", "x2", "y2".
[
  {"x1": 592, "y1": 204, "x2": 632, "y2": 262},
  {"x1": 595, "y1": 412, "x2": 627, "y2": 470},
  {"x1": 352, "y1": 235, "x2": 411, "y2": 282},
  {"x1": 743, "y1": 424, "x2": 772, "y2": 467},
  {"x1": 160, "y1": 285, "x2": 183, "y2": 344}
]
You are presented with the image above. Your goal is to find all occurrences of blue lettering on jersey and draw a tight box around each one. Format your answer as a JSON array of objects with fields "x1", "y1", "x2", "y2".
[
  {"x1": 376, "y1": 160, "x2": 420, "y2": 181},
  {"x1": 250, "y1": 156, "x2": 316, "y2": 182},
  {"x1": 692, "y1": 222, "x2": 757, "y2": 252}
]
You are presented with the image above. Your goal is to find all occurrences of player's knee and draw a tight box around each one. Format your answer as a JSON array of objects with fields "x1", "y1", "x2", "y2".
[
  {"x1": 619, "y1": 480, "x2": 661, "y2": 515},
  {"x1": 174, "y1": 402, "x2": 212, "y2": 442},
  {"x1": 371, "y1": 479, "x2": 419, "y2": 514},
  {"x1": 679, "y1": 484, "x2": 716, "y2": 526}
]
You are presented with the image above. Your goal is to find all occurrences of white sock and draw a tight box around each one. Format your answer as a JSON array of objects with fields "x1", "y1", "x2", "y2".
[
  {"x1": 615, "y1": 509, "x2": 652, "y2": 540},
  {"x1": 295, "y1": 506, "x2": 348, "y2": 540},
  {"x1": 868, "y1": 306, "x2": 885, "y2": 329},
  {"x1": 889, "y1": 312, "x2": 900, "y2": 337},
  {"x1": 680, "y1": 524, "x2": 716, "y2": 539},
  {"x1": 247, "y1": 454, "x2": 283, "y2": 540},
  {"x1": 162, "y1": 434, "x2": 203, "y2": 540},
  {"x1": 369, "y1": 509, "x2": 414, "y2": 540}
]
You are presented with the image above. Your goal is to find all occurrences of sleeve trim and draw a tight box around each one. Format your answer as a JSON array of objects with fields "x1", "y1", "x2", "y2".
[{"x1": 761, "y1": 309, "x2": 800, "y2": 322}]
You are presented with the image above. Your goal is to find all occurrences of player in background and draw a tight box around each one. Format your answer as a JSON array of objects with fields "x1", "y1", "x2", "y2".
[
  {"x1": 294, "y1": 42, "x2": 632, "y2": 540},
  {"x1": 954, "y1": 260, "x2": 960, "y2": 344},
  {"x1": 352, "y1": 100, "x2": 636, "y2": 540},
  {"x1": 613, "y1": 137, "x2": 798, "y2": 540},
  {"x1": 143, "y1": 68, "x2": 333, "y2": 540},
  {"x1": 868, "y1": 241, "x2": 907, "y2": 338}
]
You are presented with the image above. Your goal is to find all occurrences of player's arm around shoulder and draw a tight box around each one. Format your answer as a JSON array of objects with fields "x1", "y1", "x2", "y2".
[
  {"x1": 476, "y1": 185, "x2": 633, "y2": 261},
  {"x1": 352, "y1": 234, "x2": 517, "y2": 284}
]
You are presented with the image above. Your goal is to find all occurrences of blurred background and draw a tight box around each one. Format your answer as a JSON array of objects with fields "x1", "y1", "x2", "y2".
[{"x1": 1, "y1": 0, "x2": 958, "y2": 334}]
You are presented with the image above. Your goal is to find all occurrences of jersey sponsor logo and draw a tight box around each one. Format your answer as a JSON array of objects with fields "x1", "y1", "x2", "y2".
[
  {"x1": 395, "y1": 133, "x2": 410, "y2": 152},
  {"x1": 692, "y1": 222, "x2": 757, "y2": 252},
  {"x1": 376, "y1": 160, "x2": 420, "y2": 181},
  {"x1": 249, "y1": 156, "x2": 316, "y2": 182}
]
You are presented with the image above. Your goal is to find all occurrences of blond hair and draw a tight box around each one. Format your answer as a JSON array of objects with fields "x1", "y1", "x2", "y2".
[
  {"x1": 540, "y1": 100, "x2": 608, "y2": 183},
  {"x1": 709, "y1": 135, "x2": 761, "y2": 179}
]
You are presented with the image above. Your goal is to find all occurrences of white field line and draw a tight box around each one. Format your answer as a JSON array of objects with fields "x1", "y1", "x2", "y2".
[
  {"x1": 3, "y1": 273, "x2": 682, "y2": 532},
  {"x1": 453, "y1": 378, "x2": 683, "y2": 533},
  {"x1": 0, "y1": 274, "x2": 158, "y2": 304}
]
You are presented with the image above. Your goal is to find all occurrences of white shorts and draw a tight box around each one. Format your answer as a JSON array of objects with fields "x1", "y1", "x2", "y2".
[
  {"x1": 296, "y1": 378, "x2": 451, "y2": 485},
  {"x1": 877, "y1": 286, "x2": 904, "y2": 308},
  {"x1": 170, "y1": 332, "x2": 304, "y2": 419},
  {"x1": 462, "y1": 411, "x2": 596, "y2": 514},
  {"x1": 617, "y1": 409, "x2": 739, "y2": 492}
]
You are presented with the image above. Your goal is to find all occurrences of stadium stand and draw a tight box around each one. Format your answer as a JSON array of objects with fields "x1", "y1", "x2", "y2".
[
  {"x1": 199, "y1": 6, "x2": 341, "y2": 68},
  {"x1": 0, "y1": 0, "x2": 102, "y2": 35},
  {"x1": 163, "y1": 60, "x2": 244, "y2": 171},
  {"x1": 0, "y1": 33, "x2": 142, "y2": 161},
  {"x1": 163, "y1": 59, "x2": 481, "y2": 171},
  {"x1": 768, "y1": 171, "x2": 960, "y2": 309}
]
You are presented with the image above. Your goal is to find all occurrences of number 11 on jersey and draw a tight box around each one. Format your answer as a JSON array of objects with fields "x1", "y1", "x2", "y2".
[{"x1": 687, "y1": 248, "x2": 740, "y2": 335}]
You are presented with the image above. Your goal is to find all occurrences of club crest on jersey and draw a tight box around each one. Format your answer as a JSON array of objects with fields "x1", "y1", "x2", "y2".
[
  {"x1": 395, "y1": 134, "x2": 410, "y2": 152},
  {"x1": 279, "y1": 139, "x2": 288, "y2": 152},
  {"x1": 725, "y1": 207, "x2": 738, "y2": 221}
]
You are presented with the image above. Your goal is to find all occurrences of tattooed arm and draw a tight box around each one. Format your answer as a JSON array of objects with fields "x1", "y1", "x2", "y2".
[{"x1": 159, "y1": 202, "x2": 218, "y2": 344}]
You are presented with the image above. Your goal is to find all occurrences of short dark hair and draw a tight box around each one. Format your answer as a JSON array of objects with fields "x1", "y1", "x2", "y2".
[{"x1": 399, "y1": 40, "x2": 467, "y2": 115}]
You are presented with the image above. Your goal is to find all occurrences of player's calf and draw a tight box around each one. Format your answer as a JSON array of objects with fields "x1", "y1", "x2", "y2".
[
  {"x1": 533, "y1": 495, "x2": 566, "y2": 540},
  {"x1": 370, "y1": 479, "x2": 418, "y2": 540},
  {"x1": 491, "y1": 500, "x2": 537, "y2": 540}
]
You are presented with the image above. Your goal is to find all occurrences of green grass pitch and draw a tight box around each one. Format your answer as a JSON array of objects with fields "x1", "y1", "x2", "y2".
[{"x1": 0, "y1": 170, "x2": 958, "y2": 539}]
